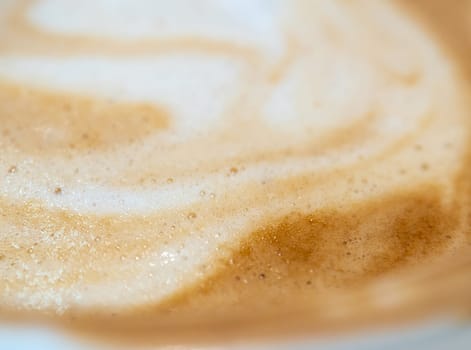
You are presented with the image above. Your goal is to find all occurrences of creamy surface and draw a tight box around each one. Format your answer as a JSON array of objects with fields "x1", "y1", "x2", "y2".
[{"x1": 0, "y1": 0, "x2": 470, "y2": 343}]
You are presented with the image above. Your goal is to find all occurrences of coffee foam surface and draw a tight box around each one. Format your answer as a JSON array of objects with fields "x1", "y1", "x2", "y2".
[{"x1": 0, "y1": 0, "x2": 470, "y2": 334}]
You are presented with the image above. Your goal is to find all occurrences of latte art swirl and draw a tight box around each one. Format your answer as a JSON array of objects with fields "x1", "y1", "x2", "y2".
[{"x1": 0, "y1": 0, "x2": 470, "y2": 339}]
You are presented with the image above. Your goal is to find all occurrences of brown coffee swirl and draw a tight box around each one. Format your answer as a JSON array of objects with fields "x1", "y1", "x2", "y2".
[{"x1": 0, "y1": 0, "x2": 470, "y2": 344}]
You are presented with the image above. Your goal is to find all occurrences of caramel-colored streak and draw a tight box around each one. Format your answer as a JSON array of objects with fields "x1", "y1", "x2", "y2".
[
  {"x1": 118, "y1": 109, "x2": 379, "y2": 187},
  {"x1": 119, "y1": 90, "x2": 430, "y2": 189},
  {"x1": 158, "y1": 189, "x2": 456, "y2": 317},
  {"x1": 267, "y1": 35, "x2": 299, "y2": 83},
  {"x1": 0, "y1": 82, "x2": 168, "y2": 153},
  {"x1": 0, "y1": 0, "x2": 262, "y2": 65},
  {"x1": 0, "y1": 199, "x2": 165, "y2": 273},
  {"x1": 0, "y1": 0, "x2": 306, "y2": 92}
]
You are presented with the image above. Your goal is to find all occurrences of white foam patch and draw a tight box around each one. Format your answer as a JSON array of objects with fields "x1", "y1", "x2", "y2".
[
  {"x1": 263, "y1": 53, "x2": 376, "y2": 137},
  {"x1": 28, "y1": 0, "x2": 285, "y2": 58}
]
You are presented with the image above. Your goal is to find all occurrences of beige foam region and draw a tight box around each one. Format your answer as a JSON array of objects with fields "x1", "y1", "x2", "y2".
[{"x1": 0, "y1": 0, "x2": 470, "y2": 345}]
